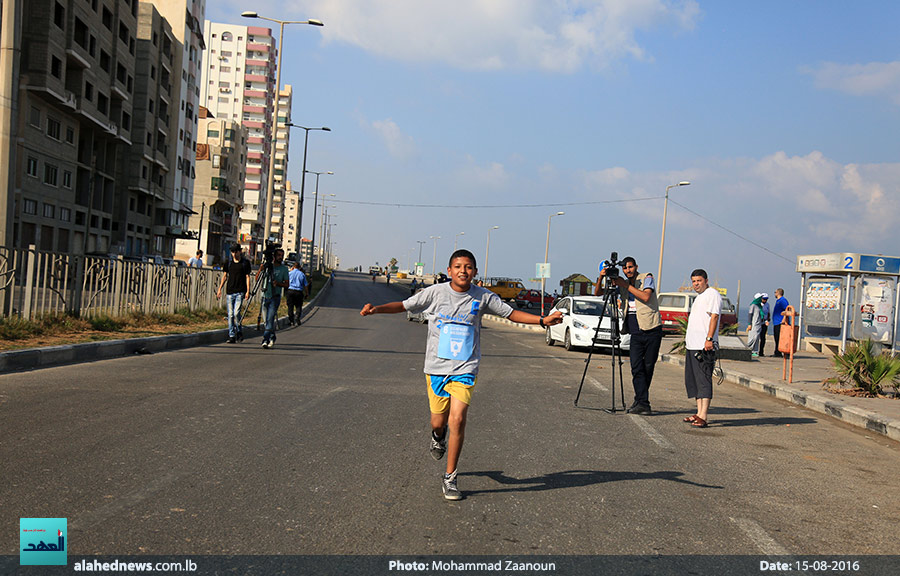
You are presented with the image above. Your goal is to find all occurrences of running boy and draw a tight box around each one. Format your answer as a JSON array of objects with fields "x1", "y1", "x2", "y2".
[{"x1": 360, "y1": 249, "x2": 562, "y2": 500}]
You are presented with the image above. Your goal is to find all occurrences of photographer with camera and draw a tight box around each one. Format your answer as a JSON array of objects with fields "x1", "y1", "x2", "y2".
[
  {"x1": 683, "y1": 269, "x2": 722, "y2": 428},
  {"x1": 257, "y1": 246, "x2": 290, "y2": 349},
  {"x1": 595, "y1": 256, "x2": 663, "y2": 415}
]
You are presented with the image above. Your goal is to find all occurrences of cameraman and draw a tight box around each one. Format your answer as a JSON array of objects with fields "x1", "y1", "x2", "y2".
[
  {"x1": 257, "y1": 247, "x2": 290, "y2": 349},
  {"x1": 595, "y1": 256, "x2": 663, "y2": 415}
]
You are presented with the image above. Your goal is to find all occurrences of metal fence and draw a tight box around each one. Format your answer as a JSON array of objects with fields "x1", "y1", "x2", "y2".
[{"x1": 0, "y1": 245, "x2": 225, "y2": 321}]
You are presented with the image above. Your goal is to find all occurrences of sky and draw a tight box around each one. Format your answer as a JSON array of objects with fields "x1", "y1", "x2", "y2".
[{"x1": 207, "y1": 0, "x2": 900, "y2": 311}]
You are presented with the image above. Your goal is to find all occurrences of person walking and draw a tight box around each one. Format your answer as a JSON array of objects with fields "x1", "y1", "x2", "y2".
[
  {"x1": 258, "y1": 249, "x2": 290, "y2": 349},
  {"x1": 758, "y1": 293, "x2": 770, "y2": 356},
  {"x1": 771, "y1": 288, "x2": 790, "y2": 357},
  {"x1": 216, "y1": 245, "x2": 251, "y2": 343},
  {"x1": 360, "y1": 249, "x2": 562, "y2": 501},
  {"x1": 747, "y1": 293, "x2": 764, "y2": 358},
  {"x1": 286, "y1": 262, "x2": 308, "y2": 326}
]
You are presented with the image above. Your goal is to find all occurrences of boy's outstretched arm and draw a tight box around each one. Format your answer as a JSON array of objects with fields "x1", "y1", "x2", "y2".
[
  {"x1": 360, "y1": 301, "x2": 406, "y2": 316},
  {"x1": 507, "y1": 309, "x2": 563, "y2": 326}
]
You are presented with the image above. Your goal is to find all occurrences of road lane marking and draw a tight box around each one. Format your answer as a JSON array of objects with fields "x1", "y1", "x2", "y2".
[
  {"x1": 730, "y1": 517, "x2": 789, "y2": 555},
  {"x1": 629, "y1": 415, "x2": 675, "y2": 450},
  {"x1": 552, "y1": 357, "x2": 570, "y2": 365},
  {"x1": 519, "y1": 342, "x2": 534, "y2": 349},
  {"x1": 586, "y1": 375, "x2": 609, "y2": 392},
  {"x1": 71, "y1": 472, "x2": 179, "y2": 531}
]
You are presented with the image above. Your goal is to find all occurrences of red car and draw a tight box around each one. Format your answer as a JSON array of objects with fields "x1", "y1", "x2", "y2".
[
  {"x1": 658, "y1": 292, "x2": 738, "y2": 334},
  {"x1": 515, "y1": 289, "x2": 555, "y2": 309}
]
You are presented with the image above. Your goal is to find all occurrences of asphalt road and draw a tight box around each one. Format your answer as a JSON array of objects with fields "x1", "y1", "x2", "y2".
[{"x1": 1, "y1": 271, "x2": 898, "y2": 556}]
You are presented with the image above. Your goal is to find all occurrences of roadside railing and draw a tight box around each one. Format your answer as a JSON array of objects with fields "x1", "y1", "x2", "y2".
[{"x1": 0, "y1": 245, "x2": 224, "y2": 320}]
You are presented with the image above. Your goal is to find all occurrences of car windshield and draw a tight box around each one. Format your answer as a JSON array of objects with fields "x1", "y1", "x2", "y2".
[{"x1": 572, "y1": 300, "x2": 605, "y2": 316}]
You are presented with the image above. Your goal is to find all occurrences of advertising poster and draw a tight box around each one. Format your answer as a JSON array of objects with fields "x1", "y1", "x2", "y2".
[
  {"x1": 804, "y1": 278, "x2": 843, "y2": 329},
  {"x1": 852, "y1": 276, "x2": 894, "y2": 343}
]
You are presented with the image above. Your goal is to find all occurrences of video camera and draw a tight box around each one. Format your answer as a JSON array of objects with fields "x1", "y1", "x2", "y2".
[
  {"x1": 600, "y1": 251, "x2": 625, "y2": 281},
  {"x1": 262, "y1": 240, "x2": 281, "y2": 264}
]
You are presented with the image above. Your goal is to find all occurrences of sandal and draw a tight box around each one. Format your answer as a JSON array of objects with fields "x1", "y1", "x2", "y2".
[
  {"x1": 683, "y1": 415, "x2": 700, "y2": 423},
  {"x1": 691, "y1": 417, "x2": 708, "y2": 428}
]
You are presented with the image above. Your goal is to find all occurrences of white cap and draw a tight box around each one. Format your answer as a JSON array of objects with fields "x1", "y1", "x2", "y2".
[
  {"x1": 754, "y1": 292, "x2": 762, "y2": 299},
  {"x1": 761, "y1": 292, "x2": 769, "y2": 299}
]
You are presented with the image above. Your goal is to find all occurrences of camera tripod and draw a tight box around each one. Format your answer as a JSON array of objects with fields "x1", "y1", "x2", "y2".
[
  {"x1": 574, "y1": 275, "x2": 627, "y2": 413},
  {"x1": 240, "y1": 257, "x2": 275, "y2": 331}
]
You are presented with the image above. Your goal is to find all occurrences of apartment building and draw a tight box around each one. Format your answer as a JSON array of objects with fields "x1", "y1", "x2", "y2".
[
  {"x1": 201, "y1": 21, "x2": 290, "y2": 256},
  {"x1": 16, "y1": 0, "x2": 139, "y2": 254},
  {"x1": 146, "y1": 0, "x2": 205, "y2": 254},
  {"x1": 270, "y1": 85, "x2": 292, "y2": 244},
  {"x1": 176, "y1": 107, "x2": 247, "y2": 265},
  {"x1": 116, "y1": 2, "x2": 180, "y2": 257},
  {"x1": 282, "y1": 182, "x2": 298, "y2": 255}
]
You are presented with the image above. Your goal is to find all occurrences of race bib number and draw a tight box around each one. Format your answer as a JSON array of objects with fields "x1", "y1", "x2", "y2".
[{"x1": 437, "y1": 323, "x2": 475, "y2": 361}]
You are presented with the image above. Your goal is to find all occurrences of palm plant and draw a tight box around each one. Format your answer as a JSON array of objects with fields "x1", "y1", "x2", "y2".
[
  {"x1": 669, "y1": 318, "x2": 736, "y2": 355},
  {"x1": 824, "y1": 339, "x2": 900, "y2": 396}
]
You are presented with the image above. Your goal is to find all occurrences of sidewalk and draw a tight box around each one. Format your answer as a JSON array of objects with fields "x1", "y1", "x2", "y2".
[{"x1": 485, "y1": 314, "x2": 900, "y2": 443}]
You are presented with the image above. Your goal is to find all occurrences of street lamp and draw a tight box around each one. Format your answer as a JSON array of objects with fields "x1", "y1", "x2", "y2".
[
  {"x1": 657, "y1": 181, "x2": 690, "y2": 293},
  {"x1": 286, "y1": 123, "x2": 330, "y2": 256},
  {"x1": 454, "y1": 231, "x2": 465, "y2": 250},
  {"x1": 484, "y1": 226, "x2": 499, "y2": 283},
  {"x1": 416, "y1": 240, "x2": 426, "y2": 276},
  {"x1": 306, "y1": 169, "x2": 333, "y2": 271},
  {"x1": 241, "y1": 12, "x2": 323, "y2": 245},
  {"x1": 542, "y1": 211, "x2": 564, "y2": 316},
  {"x1": 430, "y1": 235, "x2": 441, "y2": 276}
]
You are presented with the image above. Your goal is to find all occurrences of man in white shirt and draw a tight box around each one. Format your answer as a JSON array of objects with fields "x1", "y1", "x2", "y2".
[
  {"x1": 684, "y1": 268, "x2": 721, "y2": 428},
  {"x1": 188, "y1": 250, "x2": 203, "y2": 268}
]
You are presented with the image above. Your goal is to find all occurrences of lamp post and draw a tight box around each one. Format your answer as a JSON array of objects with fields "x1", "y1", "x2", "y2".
[
  {"x1": 430, "y1": 235, "x2": 441, "y2": 276},
  {"x1": 240, "y1": 12, "x2": 323, "y2": 245},
  {"x1": 484, "y1": 226, "x2": 499, "y2": 283},
  {"x1": 306, "y1": 170, "x2": 333, "y2": 271},
  {"x1": 416, "y1": 240, "x2": 426, "y2": 276},
  {"x1": 286, "y1": 124, "x2": 330, "y2": 257},
  {"x1": 542, "y1": 211, "x2": 564, "y2": 316},
  {"x1": 322, "y1": 205, "x2": 336, "y2": 269},
  {"x1": 657, "y1": 181, "x2": 690, "y2": 293},
  {"x1": 454, "y1": 231, "x2": 465, "y2": 250}
]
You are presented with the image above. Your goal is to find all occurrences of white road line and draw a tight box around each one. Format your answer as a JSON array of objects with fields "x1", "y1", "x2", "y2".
[
  {"x1": 519, "y1": 342, "x2": 534, "y2": 349},
  {"x1": 552, "y1": 357, "x2": 570, "y2": 365},
  {"x1": 629, "y1": 415, "x2": 675, "y2": 450},
  {"x1": 586, "y1": 375, "x2": 609, "y2": 392},
  {"x1": 730, "y1": 517, "x2": 790, "y2": 555}
]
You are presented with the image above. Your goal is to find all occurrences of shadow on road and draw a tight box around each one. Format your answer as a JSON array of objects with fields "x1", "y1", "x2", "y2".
[{"x1": 463, "y1": 469, "x2": 723, "y2": 495}]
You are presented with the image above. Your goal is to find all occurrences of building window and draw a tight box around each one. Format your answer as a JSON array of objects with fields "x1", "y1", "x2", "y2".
[
  {"x1": 207, "y1": 128, "x2": 219, "y2": 138},
  {"x1": 51, "y1": 56, "x2": 62, "y2": 78},
  {"x1": 100, "y1": 50, "x2": 110, "y2": 72},
  {"x1": 84, "y1": 82, "x2": 94, "y2": 102},
  {"x1": 23, "y1": 198, "x2": 38, "y2": 215},
  {"x1": 26, "y1": 157, "x2": 39, "y2": 177},
  {"x1": 29, "y1": 106, "x2": 41, "y2": 127},
  {"x1": 44, "y1": 164, "x2": 59, "y2": 186},
  {"x1": 62, "y1": 170, "x2": 72, "y2": 188},
  {"x1": 65, "y1": 126, "x2": 75, "y2": 144},
  {"x1": 60, "y1": 207, "x2": 71, "y2": 222},
  {"x1": 212, "y1": 154, "x2": 220, "y2": 168},
  {"x1": 43, "y1": 203, "x2": 55, "y2": 218},
  {"x1": 47, "y1": 117, "x2": 61, "y2": 140},
  {"x1": 54, "y1": 2, "x2": 65, "y2": 28},
  {"x1": 102, "y1": 7, "x2": 112, "y2": 30}
]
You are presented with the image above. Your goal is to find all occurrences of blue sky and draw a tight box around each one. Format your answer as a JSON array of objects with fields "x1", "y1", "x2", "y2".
[{"x1": 208, "y1": 1, "x2": 900, "y2": 309}]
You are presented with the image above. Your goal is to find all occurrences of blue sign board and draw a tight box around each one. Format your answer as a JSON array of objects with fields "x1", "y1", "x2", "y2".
[{"x1": 859, "y1": 255, "x2": 900, "y2": 275}]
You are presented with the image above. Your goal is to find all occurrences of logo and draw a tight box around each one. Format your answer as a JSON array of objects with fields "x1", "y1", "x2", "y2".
[{"x1": 20, "y1": 518, "x2": 67, "y2": 565}]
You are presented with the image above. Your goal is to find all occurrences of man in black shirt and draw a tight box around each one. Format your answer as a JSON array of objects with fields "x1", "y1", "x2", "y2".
[{"x1": 216, "y1": 244, "x2": 252, "y2": 343}]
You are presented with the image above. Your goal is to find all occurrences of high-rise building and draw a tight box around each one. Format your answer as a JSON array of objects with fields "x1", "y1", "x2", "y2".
[
  {"x1": 177, "y1": 106, "x2": 247, "y2": 264},
  {"x1": 270, "y1": 85, "x2": 292, "y2": 244},
  {"x1": 282, "y1": 182, "x2": 299, "y2": 255},
  {"x1": 201, "y1": 21, "x2": 290, "y2": 258},
  {"x1": 118, "y1": 2, "x2": 180, "y2": 257},
  {"x1": 15, "y1": 0, "x2": 139, "y2": 254},
  {"x1": 146, "y1": 0, "x2": 205, "y2": 255}
]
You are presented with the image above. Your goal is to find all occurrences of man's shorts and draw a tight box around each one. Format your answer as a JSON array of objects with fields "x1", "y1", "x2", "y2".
[{"x1": 426, "y1": 374, "x2": 477, "y2": 414}]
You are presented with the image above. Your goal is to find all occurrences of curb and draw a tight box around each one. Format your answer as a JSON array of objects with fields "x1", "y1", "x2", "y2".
[
  {"x1": 658, "y1": 354, "x2": 900, "y2": 443},
  {"x1": 0, "y1": 280, "x2": 332, "y2": 374}
]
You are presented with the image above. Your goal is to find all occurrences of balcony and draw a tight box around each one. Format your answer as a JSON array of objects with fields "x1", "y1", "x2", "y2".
[
  {"x1": 247, "y1": 43, "x2": 270, "y2": 52},
  {"x1": 244, "y1": 74, "x2": 267, "y2": 83}
]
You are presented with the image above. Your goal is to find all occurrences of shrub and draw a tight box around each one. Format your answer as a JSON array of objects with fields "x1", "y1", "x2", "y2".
[
  {"x1": 90, "y1": 315, "x2": 124, "y2": 331},
  {"x1": 823, "y1": 339, "x2": 900, "y2": 397}
]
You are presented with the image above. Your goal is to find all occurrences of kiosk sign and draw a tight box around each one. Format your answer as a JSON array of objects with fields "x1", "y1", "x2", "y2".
[
  {"x1": 798, "y1": 253, "x2": 900, "y2": 276},
  {"x1": 859, "y1": 255, "x2": 900, "y2": 275}
]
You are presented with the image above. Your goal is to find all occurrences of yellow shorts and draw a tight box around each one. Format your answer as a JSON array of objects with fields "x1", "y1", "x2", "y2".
[{"x1": 426, "y1": 374, "x2": 477, "y2": 414}]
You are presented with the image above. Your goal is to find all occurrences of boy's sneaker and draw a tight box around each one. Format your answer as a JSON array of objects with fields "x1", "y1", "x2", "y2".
[
  {"x1": 261, "y1": 340, "x2": 269, "y2": 349},
  {"x1": 430, "y1": 427, "x2": 447, "y2": 460},
  {"x1": 227, "y1": 337, "x2": 236, "y2": 344},
  {"x1": 442, "y1": 470, "x2": 461, "y2": 501}
]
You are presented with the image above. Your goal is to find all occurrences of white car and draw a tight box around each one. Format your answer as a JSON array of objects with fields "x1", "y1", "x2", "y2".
[{"x1": 545, "y1": 295, "x2": 631, "y2": 352}]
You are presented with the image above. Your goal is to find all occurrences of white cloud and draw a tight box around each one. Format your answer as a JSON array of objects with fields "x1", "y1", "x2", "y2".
[
  {"x1": 459, "y1": 156, "x2": 510, "y2": 188},
  {"x1": 803, "y1": 61, "x2": 900, "y2": 105},
  {"x1": 255, "y1": 0, "x2": 700, "y2": 72},
  {"x1": 371, "y1": 118, "x2": 416, "y2": 159}
]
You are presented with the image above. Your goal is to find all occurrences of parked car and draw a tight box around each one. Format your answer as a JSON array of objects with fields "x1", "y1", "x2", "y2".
[
  {"x1": 485, "y1": 277, "x2": 526, "y2": 302},
  {"x1": 515, "y1": 289, "x2": 555, "y2": 309},
  {"x1": 545, "y1": 295, "x2": 631, "y2": 352},
  {"x1": 657, "y1": 291, "x2": 738, "y2": 334}
]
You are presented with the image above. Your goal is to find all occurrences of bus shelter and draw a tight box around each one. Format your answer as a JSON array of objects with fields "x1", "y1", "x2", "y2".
[{"x1": 796, "y1": 253, "x2": 900, "y2": 355}]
